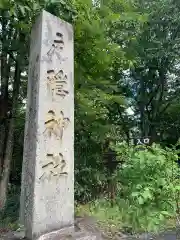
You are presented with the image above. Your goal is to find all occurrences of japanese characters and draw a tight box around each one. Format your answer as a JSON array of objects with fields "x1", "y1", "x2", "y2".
[
  {"x1": 41, "y1": 31, "x2": 70, "y2": 180},
  {"x1": 47, "y1": 69, "x2": 69, "y2": 100}
]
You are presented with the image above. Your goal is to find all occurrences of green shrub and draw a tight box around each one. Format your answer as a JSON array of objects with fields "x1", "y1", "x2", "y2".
[
  {"x1": 76, "y1": 143, "x2": 179, "y2": 234},
  {"x1": 113, "y1": 142, "x2": 180, "y2": 232}
]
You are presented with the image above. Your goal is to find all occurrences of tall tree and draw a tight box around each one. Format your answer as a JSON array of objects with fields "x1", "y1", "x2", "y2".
[
  {"x1": 124, "y1": 0, "x2": 180, "y2": 142},
  {"x1": 0, "y1": 0, "x2": 39, "y2": 209}
]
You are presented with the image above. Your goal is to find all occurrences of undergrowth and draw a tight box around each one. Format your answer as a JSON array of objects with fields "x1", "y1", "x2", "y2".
[
  {"x1": 76, "y1": 143, "x2": 180, "y2": 235},
  {"x1": 76, "y1": 199, "x2": 176, "y2": 237},
  {"x1": 0, "y1": 185, "x2": 20, "y2": 231}
]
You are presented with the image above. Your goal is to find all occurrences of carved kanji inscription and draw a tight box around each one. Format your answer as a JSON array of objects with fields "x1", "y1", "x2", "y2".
[
  {"x1": 43, "y1": 110, "x2": 70, "y2": 144},
  {"x1": 47, "y1": 32, "x2": 64, "y2": 61},
  {"x1": 47, "y1": 69, "x2": 69, "y2": 101},
  {"x1": 39, "y1": 153, "x2": 67, "y2": 180}
]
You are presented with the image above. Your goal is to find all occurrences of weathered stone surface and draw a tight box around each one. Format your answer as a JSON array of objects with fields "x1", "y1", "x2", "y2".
[
  {"x1": 20, "y1": 10, "x2": 74, "y2": 239},
  {"x1": 36, "y1": 227, "x2": 97, "y2": 240}
]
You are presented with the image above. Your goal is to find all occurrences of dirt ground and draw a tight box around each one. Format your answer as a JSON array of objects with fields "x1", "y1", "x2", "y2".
[{"x1": 0, "y1": 216, "x2": 179, "y2": 240}]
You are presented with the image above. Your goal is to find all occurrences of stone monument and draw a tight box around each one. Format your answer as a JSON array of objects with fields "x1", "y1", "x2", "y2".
[{"x1": 20, "y1": 10, "x2": 76, "y2": 239}]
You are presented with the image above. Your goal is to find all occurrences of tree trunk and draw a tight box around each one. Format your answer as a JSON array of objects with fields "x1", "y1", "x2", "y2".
[
  {"x1": 0, "y1": 56, "x2": 21, "y2": 209},
  {"x1": 0, "y1": 118, "x2": 14, "y2": 208},
  {"x1": 0, "y1": 124, "x2": 5, "y2": 175}
]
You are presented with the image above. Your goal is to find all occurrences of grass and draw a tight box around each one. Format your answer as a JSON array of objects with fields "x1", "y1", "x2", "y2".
[
  {"x1": 0, "y1": 185, "x2": 177, "y2": 236},
  {"x1": 76, "y1": 199, "x2": 123, "y2": 238},
  {"x1": 75, "y1": 198, "x2": 177, "y2": 237}
]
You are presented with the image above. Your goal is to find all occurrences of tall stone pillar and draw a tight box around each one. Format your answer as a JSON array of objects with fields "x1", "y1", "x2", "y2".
[{"x1": 20, "y1": 10, "x2": 74, "y2": 239}]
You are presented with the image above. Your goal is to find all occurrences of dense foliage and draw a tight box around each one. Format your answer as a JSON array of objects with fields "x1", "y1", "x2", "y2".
[
  {"x1": 76, "y1": 143, "x2": 180, "y2": 233},
  {"x1": 115, "y1": 143, "x2": 180, "y2": 231},
  {"x1": 1, "y1": 0, "x2": 180, "y2": 234}
]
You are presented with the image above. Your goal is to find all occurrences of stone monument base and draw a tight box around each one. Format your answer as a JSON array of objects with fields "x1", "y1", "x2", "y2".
[
  {"x1": 7, "y1": 226, "x2": 97, "y2": 240},
  {"x1": 2, "y1": 217, "x2": 104, "y2": 240},
  {"x1": 37, "y1": 226, "x2": 97, "y2": 240}
]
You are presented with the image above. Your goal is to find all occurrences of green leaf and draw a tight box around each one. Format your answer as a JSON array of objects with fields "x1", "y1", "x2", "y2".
[
  {"x1": 0, "y1": 0, "x2": 11, "y2": 9},
  {"x1": 137, "y1": 196, "x2": 144, "y2": 205},
  {"x1": 161, "y1": 211, "x2": 171, "y2": 216},
  {"x1": 131, "y1": 192, "x2": 139, "y2": 197},
  {"x1": 175, "y1": 186, "x2": 180, "y2": 191},
  {"x1": 18, "y1": 5, "x2": 26, "y2": 15}
]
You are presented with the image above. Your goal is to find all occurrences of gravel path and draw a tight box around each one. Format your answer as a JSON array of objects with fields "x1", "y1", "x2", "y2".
[{"x1": 0, "y1": 229, "x2": 179, "y2": 240}]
